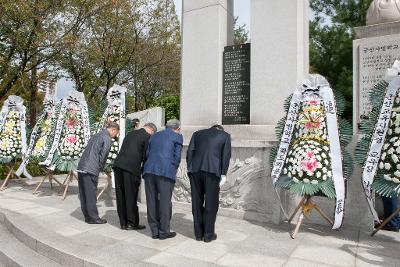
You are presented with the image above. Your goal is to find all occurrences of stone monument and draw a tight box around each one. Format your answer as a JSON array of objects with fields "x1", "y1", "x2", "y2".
[
  {"x1": 354, "y1": 0, "x2": 400, "y2": 132},
  {"x1": 351, "y1": 0, "x2": 400, "y2": 228},
  {"x1": 177, "y1": 0, "x2": 309, "y2": 224}
]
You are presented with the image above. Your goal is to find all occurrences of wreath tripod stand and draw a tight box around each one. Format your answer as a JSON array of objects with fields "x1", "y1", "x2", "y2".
[
  {"x1": 96, "y1": 172, "x2": 112, "y2": 201},
  {"x1": 32, "y1": 169, "x2": 63, "y2": 194},
  {"x1": 0, "y1": 162, "x2": 24, "y2": 191},
  {"x1": 371, "y1": 206, "x2": 400, "y2": 236},
  {"x1": 61, "y1": 170, "x2": 77, "y2": 200},
  {"x1": 288, "y1": 195, "x2": 334, "y2": 239}
]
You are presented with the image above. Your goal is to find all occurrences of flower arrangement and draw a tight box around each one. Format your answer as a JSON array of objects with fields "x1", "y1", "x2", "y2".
[
  {"x1": 270, "y1": 75, "x2": 352, "y2": 199},
  {"x1": 54, "y1": 102, "x2": 87, "y2": 171},
  {"x1": 92, "y1": 85, "x2": 126, "y2": 172},
  {"x1": 31, "y1": 105, "x2": 59, "y2": 161},
  {"x1": 0, "y1": 110, "x2": 23, "y2": 163},
  {"x1": 103, "y1": 105, "x2": 121, "y2": 171}
]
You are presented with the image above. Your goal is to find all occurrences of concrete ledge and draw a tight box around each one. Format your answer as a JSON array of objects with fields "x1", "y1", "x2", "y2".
[
  {"x1": 355, "y1": 21, "x2": 400, "y2": 38},
  {"x1": 181, "y1": 124, "x2": 278, "y2": 146}
]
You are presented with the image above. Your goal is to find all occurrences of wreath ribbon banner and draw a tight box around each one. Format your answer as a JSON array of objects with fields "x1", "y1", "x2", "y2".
[{"x1": 320, "y1": 86, "x2": 345, "y2": 229}]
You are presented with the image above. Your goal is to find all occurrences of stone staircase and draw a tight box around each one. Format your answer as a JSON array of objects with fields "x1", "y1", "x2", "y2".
[{"x1": 0, "y1": 209, "x2": 103, "y2": 267}]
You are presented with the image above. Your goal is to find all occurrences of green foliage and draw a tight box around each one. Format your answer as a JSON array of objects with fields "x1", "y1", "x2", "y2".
[
  {"x1": 372, "y1": 171, "x2": 400, "y2": 197},
  {"x1": 275, "y1": 175, "x2": 336, "y2": 199},
  {"x1": 233, "y1": 16, "x2": 249, "y2": 45},
  {"x1": 152, "y1": 95, "x2": 180, "y2": 122},
  {"x1": 310, "y1": 0, "x2": 371, "y2": 121}
]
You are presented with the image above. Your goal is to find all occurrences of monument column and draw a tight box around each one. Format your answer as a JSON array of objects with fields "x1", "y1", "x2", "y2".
[
  {"x1": 180, "y1": 0, "x2": 234, "y2": 131},
  {"x1": 251, "y1": 0, "x2": 309, "y2": 127}
]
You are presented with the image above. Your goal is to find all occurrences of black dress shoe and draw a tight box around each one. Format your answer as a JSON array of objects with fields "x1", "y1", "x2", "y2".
[
  {"x1": 195, "y1": 236, "x2": 203, "y2": 241},
  {"x1": 382, "y1": 224, "x2": 400, "y2": 232},
  {"x1": 126, "y1": 224, "x2": 146, "y2": 230},
  {"x1": 87, "y1": 218, "x2": 107, "y2": 224},
  {"x1": 159, "y1": 232, "x2": 176, "y2": 240},
  {"x1": 121, "y1": 225, "x2": 127, "y2": 230},
  {"x1": 152, "y1": 234, "x2": 159, "y2": 239},
  {"x1": 204, "y1": 233, "x2": 217, "y2": 243}
]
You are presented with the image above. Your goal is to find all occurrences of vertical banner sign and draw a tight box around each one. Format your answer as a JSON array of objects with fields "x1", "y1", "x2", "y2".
[{"x1": 222, "y1": 43, "x2": 251, "y2": 124}]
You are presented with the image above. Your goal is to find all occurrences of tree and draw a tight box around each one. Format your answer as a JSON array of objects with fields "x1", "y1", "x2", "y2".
[
  {"x1": 0, "y1": 0, "x2": 88, "y2": 126},
  {"x1": 309, "y1": 0, "x2": 371, "y2": 121},
  {"x1": 233, "y1": 16, "x2": 249, "y2": 45}
]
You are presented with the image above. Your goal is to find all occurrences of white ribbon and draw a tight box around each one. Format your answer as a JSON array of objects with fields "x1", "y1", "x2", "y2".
[
  {"x1": 271, "y1": 89, "x2": 302, "y2": 184},
  {"x1": 362, "y1": 60, "x2": 400, "y2": 223},
  {"x1": 320, "y1": 84, "x2": 346, "y2": 229}
]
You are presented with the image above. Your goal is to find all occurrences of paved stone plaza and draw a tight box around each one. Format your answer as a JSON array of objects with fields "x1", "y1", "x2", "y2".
[{"x1": 0, "y1": 176, "x2": 399, "y2": 267}]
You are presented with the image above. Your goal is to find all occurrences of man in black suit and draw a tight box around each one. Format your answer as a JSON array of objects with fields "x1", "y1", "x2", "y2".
[
  {"x1": 186, "y1": 125, "x2": 231, "y2": 242},
  {"x1": 113, "y1": 122, "x2": 157, "y2": 230}
]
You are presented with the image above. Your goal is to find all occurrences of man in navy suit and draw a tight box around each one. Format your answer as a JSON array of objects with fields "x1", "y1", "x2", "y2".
[
  {"x1": 186, "y1": 125, "x2": 231, "y2": 242},
  {"x1": 143, "y1": 119, "x2": 183, "y2": 240}
]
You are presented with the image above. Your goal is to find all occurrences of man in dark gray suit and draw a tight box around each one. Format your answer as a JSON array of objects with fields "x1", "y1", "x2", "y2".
[
  {"x1": 77, "y1": 122, "x2": 119, "y2": 224},
  {"x1": 186, "y1": 125, "x2": 231, "y2": 242}
]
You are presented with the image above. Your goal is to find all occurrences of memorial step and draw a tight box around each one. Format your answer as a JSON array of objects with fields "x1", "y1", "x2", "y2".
[{"x1": 0, "y1": 223, "x2": 62, "y2": 267}]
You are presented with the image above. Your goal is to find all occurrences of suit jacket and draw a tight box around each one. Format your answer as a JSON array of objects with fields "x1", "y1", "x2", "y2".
[
  {"x1": 186, "y1": 127, "x2": 231, "y2": 178},
  {"x1": 143, "y1": 128, "x2": 183, "y2": 181},
  {"x1": 113, "y1": 128, "x2": 150, "y2": 178},
  {"x1": 77, "y1": 129, "x2": 112, "y2": 176}
]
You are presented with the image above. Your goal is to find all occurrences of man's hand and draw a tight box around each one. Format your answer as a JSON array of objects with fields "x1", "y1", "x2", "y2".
[{"x1": 220, "y1": 175, "x2": 226, "y2": 187}]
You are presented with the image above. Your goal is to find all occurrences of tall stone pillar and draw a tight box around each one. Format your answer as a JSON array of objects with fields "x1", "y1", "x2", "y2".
[
  {"x1": 180, "y1": 0, "x2": 234, "y2": 131},
  {"x1": 250, "y1": 0, "x2": 309, "y2": 127}
]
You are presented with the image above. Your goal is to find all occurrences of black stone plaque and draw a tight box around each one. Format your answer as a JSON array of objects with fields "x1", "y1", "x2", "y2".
[{"x1": 222, "y1": 43, "x2": 250, "y2": 124}]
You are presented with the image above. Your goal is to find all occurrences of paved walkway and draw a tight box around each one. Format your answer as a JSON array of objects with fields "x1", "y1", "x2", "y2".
[{"x1": 0, "y1": 176, "x2": 399, "y2": 267}]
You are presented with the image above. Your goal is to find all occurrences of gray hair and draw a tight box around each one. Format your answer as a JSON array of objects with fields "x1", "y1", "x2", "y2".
[
  {"x1": 144, "y1": 122, "x2": 157, "y2": 133},
  {"x1": 166, "y1": 119, "x2": 180, "y2": 130},
  {"x1": 106, "y1": 121, "x2": 120, "y2": 131}
]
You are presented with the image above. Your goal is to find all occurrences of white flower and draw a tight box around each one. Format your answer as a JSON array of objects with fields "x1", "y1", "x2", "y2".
[
  {"x1": 321, "y1": 153, "x2": 326, "y2": 158},
  {"x1": 112, "y1": 153, "x2": 117, "y2": 159},
  {"x1": 316, "y1": 155, "x2": 322, "y2": 161},
  {"x1": 316, "y1": 171, "x2": 322, "y2": 178},
  {"x1": 384, "y1": 144, "x2": 390, "y2": 150},
  {"x1": 388, "y1": 129, "x2": 393, "y2": 135},
  {"x1": 288, "y1": 172, "x2": 292, "y2": 177},
  {"x1": 393, "y1": 154, "x2": 399, "y2": 163},
  {"x1": 327, "y1": 171, "x2": 332, "y2": 177},
  {"x1": 323, "y1": 146, "x2": 329, "y2": 151},
  {"x1": 298, "y1": 171, "x2": 303, "y2": 177},
  {"x1": 303, "y1": 178, "x2": 310, "y2": 184},
  {"x1": 379, "y1": 162, "x2": 384, "y2": 169},
  {"x1": 283, "y1": 168, "x2": 287, "y2": 174},
  {"x1": 385, "y1": 163, "x2": 391, "y2": 170},
  {"x1": 393, "y1": 178, "x2": 400, "y2": 184},
  {"x1": 381, "y1": 153, "x2": 387, "y2": 160},
  {"x1": 293, "y1": 177, "x2": 299, "y2": 183},
  {"x1": 388, "y1": 148, "x2": 395, "y2": 155},
  {"x1": 311, "y1": 180, "x2": 318, "y2": 185},
  {"x1": 396, "y1": 147, "x2": 400, "y2": 154},
  {"x1": 395, "y1": 128, "x2": 400, "y2": 134},
  {"x1": 384, "y1": 174, "x2": 392, "y2": 181}
]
